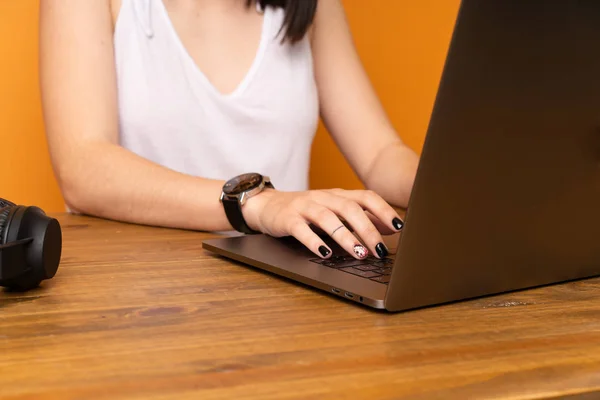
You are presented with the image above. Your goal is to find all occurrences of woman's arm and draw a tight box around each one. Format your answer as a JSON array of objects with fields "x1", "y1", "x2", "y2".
[
  {"x1": 39, "y1": 0, "x2": 404, "y2": 260},
  {"x1": 40, "y1": 0, "x2": 231, "y2": 231},
  {"x1": 311, "y1": 0, "x2": 420, "y2": 208}
]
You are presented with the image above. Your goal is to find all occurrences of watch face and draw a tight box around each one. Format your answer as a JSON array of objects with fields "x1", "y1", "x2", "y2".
[{"x1": 223, "y1": 173, "x2": 263, "y2": 195}]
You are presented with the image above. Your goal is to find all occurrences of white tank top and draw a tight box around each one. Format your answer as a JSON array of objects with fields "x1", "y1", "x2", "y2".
[{"x1": 113, "y1": 0, "x2": 319, "y2": 191}]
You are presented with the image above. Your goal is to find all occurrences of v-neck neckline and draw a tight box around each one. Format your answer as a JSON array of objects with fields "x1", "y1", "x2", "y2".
[{"x1": 157, "y1": 0, "x2": 272, "y2": 99}]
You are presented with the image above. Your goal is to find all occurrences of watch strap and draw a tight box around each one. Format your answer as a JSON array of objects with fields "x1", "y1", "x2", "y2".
[{"x1": 222, "y1": 197, "x2": 258, "y2": 234}]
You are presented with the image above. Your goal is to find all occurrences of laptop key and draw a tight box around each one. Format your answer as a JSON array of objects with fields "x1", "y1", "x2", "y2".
[
  {"x1": 330, "y1": 255, "x2": 355, "y2": 263},
  {"x1": 312, "y1": 259, "x2": 368, "y2": 269},
  {"x1": 340, "y1": 267, "x2": 381, "y2": 278},
  {"x1": 373, "y1": 259, "x2": 394, "y2": 267},
  {"x1": 329, "y1": 260, "x2": 371, "y2": 269},
  {"x1": 371, "y1": 275, "x2": 391, "y2": 284},
  {"x1": 355, "y1": 265, "x2": 379, "y2": 271},
  {"x1": 374, "y1": 268, "x2": 392, "y2": 275}
]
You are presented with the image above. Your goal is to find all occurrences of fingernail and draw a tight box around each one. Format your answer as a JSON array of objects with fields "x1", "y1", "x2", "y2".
[
  {"x1": 375, "y1": 243, "x2": 388, "y2": 258},
  {"x1": 393, "y1": 217, "x2": 404, "y2": 231},
  {"x1": 353, "y1": 244, "x2": 368, "y2": 259},
  {"x1": 319, "y1": 246, "x2": 331, "y2": 258}
]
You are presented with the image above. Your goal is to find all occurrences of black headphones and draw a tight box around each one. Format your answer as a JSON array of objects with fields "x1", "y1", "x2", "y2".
[{"x1": 0, "y1": 198, "x2": 62, "y2": 291}]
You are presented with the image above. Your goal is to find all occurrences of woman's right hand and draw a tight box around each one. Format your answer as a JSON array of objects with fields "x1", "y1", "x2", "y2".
[{"x1": 242, "y1": 188, "x2": 404, "y2": 260}]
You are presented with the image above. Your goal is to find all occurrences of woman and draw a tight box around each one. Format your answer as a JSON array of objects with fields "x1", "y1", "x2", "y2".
[{"x1": 39, "y1": 0, "x2": 419, "y2": 261}]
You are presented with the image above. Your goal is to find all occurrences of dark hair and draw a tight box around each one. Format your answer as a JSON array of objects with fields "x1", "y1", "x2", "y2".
[{"x1": 248, "y1": 0, "x2": 318, "y2": 43}]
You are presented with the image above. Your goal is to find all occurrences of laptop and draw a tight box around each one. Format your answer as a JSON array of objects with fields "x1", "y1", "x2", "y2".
[{"x1": 202, "y1": 0, "x2": 600, "y2": 312}]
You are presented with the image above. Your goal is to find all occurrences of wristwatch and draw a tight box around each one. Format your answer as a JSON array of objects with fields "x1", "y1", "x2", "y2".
[{"x1": 220, "y1": 173, "x2": 274, "y2": 234}]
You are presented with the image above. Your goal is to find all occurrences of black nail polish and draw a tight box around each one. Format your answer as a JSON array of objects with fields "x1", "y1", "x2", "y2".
[
  {"x1": 319, "y1": 246, "x2": 331, "y2": 257},
  {"x1": 393, "y1": 217, "x2": 404, "y2": 231},
  {"x1": 375, "y1": 243, "x2": 388, "y2": 258}
]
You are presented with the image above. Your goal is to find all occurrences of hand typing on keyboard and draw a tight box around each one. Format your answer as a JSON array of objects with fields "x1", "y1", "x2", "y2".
[{"x1": 243, "y1": 189, "x2": 404, "y2": 262}]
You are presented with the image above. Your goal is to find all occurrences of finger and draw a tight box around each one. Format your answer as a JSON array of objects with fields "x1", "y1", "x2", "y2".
[
  {"x1": 324, "y1": 197, "x2": 388, "y2": 259},
  {"x1": 366, "y1": 211, "x2": 396, "y2": 235},
  {"x1": 302, "y1": 205, "x2": 370, "y2": 260},
  {"x1": 335, "y1": 190, "x2": 404, "y2": 233},
  {"x1": 288, "y1": 219, "x2": 333, "y2": 259},
  {"x1": 305, "y1": 197, "x2": 384, "y2": 259}
]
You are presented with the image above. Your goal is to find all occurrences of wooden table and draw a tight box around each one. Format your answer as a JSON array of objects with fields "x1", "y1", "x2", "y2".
[{"x1": 1, "y1": 214, "x2": 600, "y2": 399}]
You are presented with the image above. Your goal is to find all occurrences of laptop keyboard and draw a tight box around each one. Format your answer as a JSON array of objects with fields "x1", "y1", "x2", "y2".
[{"x1": 309, "y1": 255, "x2": 394, "y2": 284}]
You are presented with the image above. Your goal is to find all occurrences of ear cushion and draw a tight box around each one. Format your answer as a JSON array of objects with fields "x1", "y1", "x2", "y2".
[{"x1": 0, "y1": 205, "x2": 62, "y2": 291}]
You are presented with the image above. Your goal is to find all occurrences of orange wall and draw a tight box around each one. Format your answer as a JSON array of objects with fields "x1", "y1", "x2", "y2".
[
  {"x1": 0, "y1": 1, "x2": 459, "y2": 213},
  {"x1": 310, "y1": 0, "x2": 460, "y2": 190},
  {"x1": 0, "y1": 1, "x2": 65, "y2": 212}
]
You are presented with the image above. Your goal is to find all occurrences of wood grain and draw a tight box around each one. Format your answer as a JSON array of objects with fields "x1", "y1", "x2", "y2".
[{"x1": 1, "y1": 214, "x2": 600, "y2": 399}]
